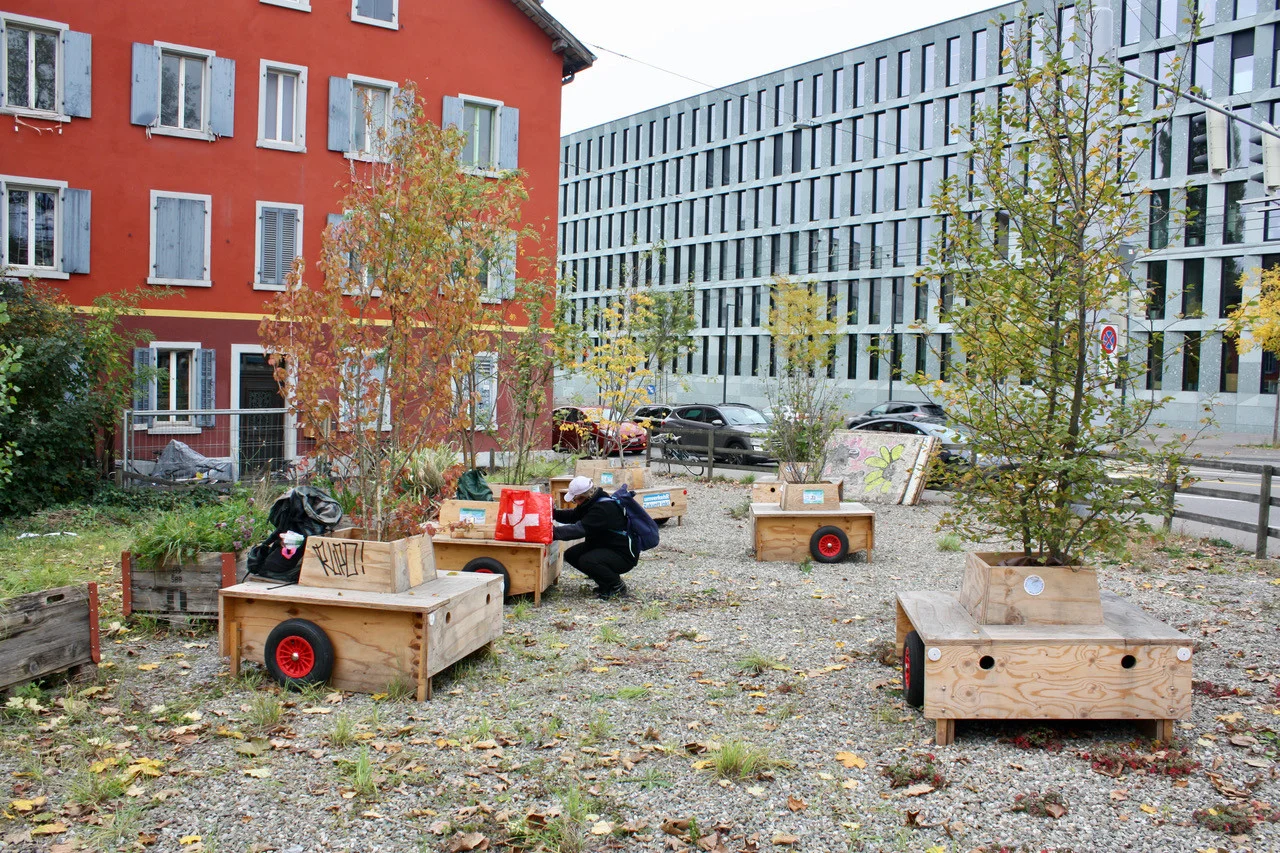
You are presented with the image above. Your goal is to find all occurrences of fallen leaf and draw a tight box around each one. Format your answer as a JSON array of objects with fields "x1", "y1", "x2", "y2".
[
  {"x1": 243, "y1": 768, "x2": 271, "y2": 778},
  {"x1": 1045, "y1": 802, "x2": 1068, "y2": 819},
  {"x1": 137, "y1": 663, "x2": 159, "y2": 671},
  {"x1": 771, "y1": 833, "x2": 798, "y2": 845},
  {"x1": 590, "y1": 821, "x2": 614, "y2": 835},
  {"x1": 903, "y1": 783, "x2": 934, "y2": 797},
  {"x1": 835, "y1": 751, "x2": 867, "y2": 770},
  {"x1": 445, "y1": 832, "x2": 489, "y2": 852},
  {"x1": 10, "y1": 796, "x2": 46, "y2": 813},
  {"x1": 235, "y1": 741, "x2": 269, "y2": 757},
  {"x1": 1139, "y1": 804, "x2": 1157, "y2": 815},
  {"x1": 786, "y1": 795, "x2": 806, "y2": 812},
  {"x1": 30, "y1": 823, "x2": 69, "y2": 836},
  {"x1": 179, "y1": 836, "x2": 202, "y2": 846}
]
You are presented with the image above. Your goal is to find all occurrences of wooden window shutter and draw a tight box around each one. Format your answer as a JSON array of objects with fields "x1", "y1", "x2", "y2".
[
  {"x1": 260, "y1": 207, "x2": 280, "y2": 284},
  {"x1": 62, "y1": 31, "x2": 92, "y2": 118},
  {"x1": 327, "y1": 77, "x2": 353, "y2": 152},
  {"x1": 499, "y1": 106, "x2": 520, "y2": 170},
  {"x1": 210, "y1": 57, "x2": 236, "y2": 138},
  {"x1": 61, "y1": 188, "x2": 91, "y2": 274},
  {"x1": 196, "y1": 349, "x2": 216, "y2": 427},
  {"x1": 132, "y1": 348, "x2": 156, "y2": 427},
  {"x1": 130, "y1": 43, "x2": 160, "y2": 126}
]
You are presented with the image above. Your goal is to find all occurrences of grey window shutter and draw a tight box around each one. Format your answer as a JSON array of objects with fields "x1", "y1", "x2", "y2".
[
  {"x1": 358, "y1": 0, "x2": 395, "y2": 23},
  {"x1": 155, "y1": 197, "x2": 207, "y2": 281},
  {"x1": 130, "y1": 43, "x2": 160, "y2": 126},
  {"x1": 196, "y1": 348, "x2": 216, "y2": 428},
  {"x1": 442, "y1": 95, "x2": 463, "y2": 130},
  {"x1": 61, "y1": 188, "x2": 91, "y2": 274},
  {"x1": 390, "y1": 85, "x2": 410, "y2": 134},
  {"x1": 0, "y1": 20, "x2": 5, "y2": 110},
  {"x1": 260, "y1": 207, "x2": 280, "y2": 284},
  {"x1": 328, "y1": 77, "x2": 353, "y2": 152},
  {"x1": 210, "y1": 57, "x2": 235, "y2": 138},
  {"x1": 132, "y1": 347, "x2": 155, "y2": 427},
  {"x1": 280, "y1": 209, "x2": 297, "y2": 278},
  {"x1": 62, "y1": 31, "x2": 92, "y2": 118},
  {"x1": 499, "y1": 106, "x2": 520, "y2": 170}
]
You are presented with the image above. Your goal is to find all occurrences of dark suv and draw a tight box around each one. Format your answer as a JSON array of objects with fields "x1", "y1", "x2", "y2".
[
  {"x1": 661, "y1": 403, "x2": 773, "y2": 463},
  {"x1": 847, "y1": 401, "x2": 946, "y2": 428},
  {"x1": 631, "y1": 404, "x2": 674, "y2": 431}
]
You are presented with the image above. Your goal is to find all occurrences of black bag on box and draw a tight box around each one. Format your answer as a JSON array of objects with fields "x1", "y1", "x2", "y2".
[{"x1": 246, "y1": 486, "x2": 344, "y2": 583}]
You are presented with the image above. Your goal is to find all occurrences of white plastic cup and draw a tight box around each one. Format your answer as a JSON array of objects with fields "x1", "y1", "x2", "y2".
[{"x1": 280, "y1": 530, "x2": 304, "y2": 559}]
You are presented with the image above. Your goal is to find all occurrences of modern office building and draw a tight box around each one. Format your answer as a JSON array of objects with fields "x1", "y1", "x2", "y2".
[
  {"x1": 556, "y1": 0, "x2": 1280, "y2": 432},
  {"x1": 1, "y1": 0, "x2": 592, "y2": 465}
]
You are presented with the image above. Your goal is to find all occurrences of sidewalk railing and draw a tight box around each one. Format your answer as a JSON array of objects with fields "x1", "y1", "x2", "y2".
[{"x1": 1161, "y1": 458, "x2": 1277, "y2": 559}]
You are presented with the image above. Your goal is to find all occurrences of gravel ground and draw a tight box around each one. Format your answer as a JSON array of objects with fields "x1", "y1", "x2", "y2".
[{"x1": 2, "y1": 475, "x2": 1279, "y2": 853}]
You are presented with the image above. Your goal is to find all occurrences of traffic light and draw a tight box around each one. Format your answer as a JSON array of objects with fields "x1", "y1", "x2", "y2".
[
  {"x1": 1249, "y1": 122, "x2": 1280, "y2": 189},
  {"x1": 1189, "y1": 111, "x2": 1228, "y2": 174}
]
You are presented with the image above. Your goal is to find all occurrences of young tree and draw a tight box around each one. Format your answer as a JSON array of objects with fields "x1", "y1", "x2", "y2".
[
  {"x1": 1228, "y1": 265, "x2": 1280, "y2": 445},
  {"x1": 918, "y1": 2, "x2": 1191, "y2": 564},
  {"x1": 764, "y1": 276, "x2": 843, "y2": 483},
  {"x1": 259, "y1": 83, "x2": 532, "y2": 538},
  {"x1": 634, "y1": 283, "x2": 696, "y2": 401},
  {"x1": 0, "y1": 300, "x2": 21, "y2": 486}
]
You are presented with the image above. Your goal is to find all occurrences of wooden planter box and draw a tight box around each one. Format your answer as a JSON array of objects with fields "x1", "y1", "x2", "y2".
[
  {"x1": 750, "y1": 502, "x2": 875, "y2": 563},
  {"x1": 550, "y1": 478, "x2": 688, "y2": 524},
  {"x1": 431, "y1": 500, "x2": 561, "y2": 604},
  {"x1": 0, "y1": 584, "x2": 100, "y2": 693},
  {"x1": 754, "y1": 478, "x2": 844, "y2": 506},
  {"x1": 122, "y1": 551, "x2": 236, "y2": 623},
  {"x1": 779, "y1": 480, "x2": 841, "y2": 511},
  {"x1": 298, "y1": 529, "x2": 435, "y2": 594},
  {"x1": 572, "y1": 460, "x2": 648, "y2": 489},
  {"x1": 958, "y1": 551, "x2": 1103, "y2": 626}
]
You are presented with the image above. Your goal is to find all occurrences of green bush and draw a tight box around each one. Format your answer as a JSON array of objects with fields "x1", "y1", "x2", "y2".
[{"x1": 129, "y1": 496, "x2": 270, "y2": 567}]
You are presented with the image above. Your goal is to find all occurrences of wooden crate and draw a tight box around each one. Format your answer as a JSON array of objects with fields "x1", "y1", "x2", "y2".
[
  {"x1": 958, "y1": 551, "x2": 1103, "y2": 626},
  {"x1": 122, "y1": 551, "x2": 235, "y2": 623},
  {"x1": 750, "y1": 502, "x2": 875, "y2": 563},
  {"x1": 298, "y1": 529, "x2": 434, "y2": 594},
  {"x1": 219, "y1": 571, "x2": 502, "y2": 701},
  {"x1": 895, "y1": 590, "x2": 1193, "y2": 745},
  {"x1": 432, "y1": 537, "x2": 562, "y2": 605},
  {"x1": 752, "y1": 478, "x2": 844, "y2": 504},
  {"x1": 551, "y1": 480, "x2": 688, "y2": 524},
  {"x1": 779, "y1": 480, "x2": 841, "y2": 511},
  {"x1": 573, "y1": 460, "x2": 648, "y2": 489},
  {"x1": 0, "y1": 584, "x2": 100, "y2": 693}
]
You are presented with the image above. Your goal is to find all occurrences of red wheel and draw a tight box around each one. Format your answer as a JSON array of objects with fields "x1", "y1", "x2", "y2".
[
  {"x1": 264, "y1": 619, "x2": 334, "y2": 689},
  {"x1": 462, "y1": 557, "x2": 510, "y2": 597},
  {"x1": 809, "y1": 526, "x2": 849, "y2": 563},
  {"x1": 275, "y1": 636, "x2": 316, "y2": 679}
]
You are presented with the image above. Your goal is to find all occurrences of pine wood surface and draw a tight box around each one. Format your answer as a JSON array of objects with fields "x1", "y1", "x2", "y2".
[
  {"x1": 958, "y1": 551, "x2": 1103, "y2": 625},
  {"x1": 297, "y1": 529, "x2": 434, "y2": 593}
]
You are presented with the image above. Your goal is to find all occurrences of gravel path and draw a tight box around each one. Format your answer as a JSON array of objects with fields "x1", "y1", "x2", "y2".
[{"x1": 2, "y1": 476, "x2": 1278, "y2": 853}]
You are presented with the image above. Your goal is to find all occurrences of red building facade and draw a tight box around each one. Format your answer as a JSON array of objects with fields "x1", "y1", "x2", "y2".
[{"x1": 0, "y1": 0, "x2": 590, "y2": 471}]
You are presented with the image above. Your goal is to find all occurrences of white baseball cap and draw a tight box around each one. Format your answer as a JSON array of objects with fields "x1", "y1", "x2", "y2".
[{"x1": 565, "y1": 476, "x2": 593, "y2": 501}]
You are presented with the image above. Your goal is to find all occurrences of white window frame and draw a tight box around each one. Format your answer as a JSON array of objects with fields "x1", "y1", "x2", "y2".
[
  {"x1": 260, "y1": 0, "x2": 311, "y2": 10},
  {"x1": 148, "y1": 189, "x2": 213, "y2": 288},
  {"x1": 457, "y1": 93, "x2": 504, "y2": 175},
  {"x1": 257, "y1": 59, "x2": 308, "y2": 152},
  {"x1": 1, "y1": 12, "x2": 70, "y2": 122},
  {"x1": 145, "y1": 341, "x2": 201, "y2": 434},
  {"x1": 152, "y1": 41, "x2": 216, "y2": 141},
  {"x1": 0, "y1": 174, "x2": 69, "y2": 279},
  {"x1": 350, "y1": 0, "x2": 399, "y2": 30},
  {"x1": 254, "y1": 200, "x2": 304, "y2": 291},
  {"x1": 346, "y1": 73, "x2": 396, "y2": 162}
]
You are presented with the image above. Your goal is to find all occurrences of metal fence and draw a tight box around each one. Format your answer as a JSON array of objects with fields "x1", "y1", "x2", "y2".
[{"x1": 119, "y1": 408, "x2": 297, "y2": 487}]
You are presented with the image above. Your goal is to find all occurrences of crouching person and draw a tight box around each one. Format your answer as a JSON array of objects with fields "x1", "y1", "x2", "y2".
[{"x1": 553, "y1": 476, "x2": 635, "y2": 600}]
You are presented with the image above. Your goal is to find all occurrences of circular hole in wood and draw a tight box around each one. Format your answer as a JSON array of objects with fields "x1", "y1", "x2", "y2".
[
  {"x1": 979, "y1": 655, "x2": 995, "y2": 670},
  {"x1": 445, "y1": 611, "x2": 452, "y2": 624},
  {"x1": 1121, "y1": 654, "x2": 1136, "y2": 669}
]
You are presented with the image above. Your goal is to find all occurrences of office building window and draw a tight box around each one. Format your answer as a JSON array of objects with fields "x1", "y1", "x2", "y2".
[
  {"x1": 1157, "y1": 0, "x2": 1177, "y2": 36},
  {"x1": 1224, "y1": 181, "x2": 1246, "y2": 244},
  {"x1": 853, "y1": 62, "x2": 865, "y2": 107},
  {"x1": 946, "y1": 37, "x2": 960, "y2": 86},
  {"x1": 1149, "y1": 189, "x2": 1169, "y2": 249},
  {"x1": 1147, "y1": 260, "x2": 1167, "y2": 320},
  {"x1": 1221, "y1": 256, "x2": 1244, "y2": 316},
  {"x1": 1182, "y1": 331, "x2": 1201, "y2": 391},
  {"x1": 1185, "y1": 185, "x2": 1207, "y2": 247},
  {"x1": 1221, "y1": 334, "x2": 1240, "y2": 393},
  {"x1": 1232, "y1": 30, "x2": 1255, "y2": 94},
  {"x1": 972, "y1": 29, "x2": 988, "y2": 80},
  {"x1": 1151, "y1": 121, "x2": 1172, "y2": 178},
  {"x1": 921, "y1": 43, "x2": 935, "y2": 92},
  {"x1": 875, "y1": 56, "x2": 887, "y2": 102},
  {"x1": 1235, "y1": 0, "x2": 1257, "y2": 18},
  {"x1": 1182, "y1": 257, "x2": 1204, "y2": 316},
  {"x1": 1146, "y1": 332, "x2": 1164, "y2": 390}
]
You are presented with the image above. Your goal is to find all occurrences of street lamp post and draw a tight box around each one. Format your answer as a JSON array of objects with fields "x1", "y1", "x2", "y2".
[{"x1": 722, "y1": 292, "x2": 735, "y2": 405}]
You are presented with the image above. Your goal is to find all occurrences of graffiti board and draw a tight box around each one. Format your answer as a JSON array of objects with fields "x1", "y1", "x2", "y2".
[{"x1": 821, "y1": 430, "x2": 938, "y2": 505}]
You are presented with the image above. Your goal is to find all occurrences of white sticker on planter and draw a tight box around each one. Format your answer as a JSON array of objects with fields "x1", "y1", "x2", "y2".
[
  {"x1": 1177, "y1": 647, "x2": 1192, "y2": 661},
  {"x1": 802, "y1": 489, "x2": 824, "y2": 504},
  {"x1": 1023, "y1": 575, "x2": 1045, "y2": 596},
  {"x1": 927, "y1": 647, "x2": 941, "y2": 661}
]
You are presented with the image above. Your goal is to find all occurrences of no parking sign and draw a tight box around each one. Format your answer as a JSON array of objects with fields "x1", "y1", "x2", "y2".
[{"x1": 1100, "y1": 324, "x2": 1119, "y2": 355}]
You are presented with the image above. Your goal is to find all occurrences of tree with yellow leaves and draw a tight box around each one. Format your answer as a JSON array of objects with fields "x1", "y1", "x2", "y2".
[{"x1": 1228, "y1": 265, "x2": 1280, "y2": 446}]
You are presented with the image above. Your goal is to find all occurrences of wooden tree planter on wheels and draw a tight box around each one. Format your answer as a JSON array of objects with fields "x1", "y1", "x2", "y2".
[
  {"x1": 431, "y1": 500, "x2": 562, "y2": 605},
  {"x1": 218, "y1": 530, "x2": 502, "y2": 699},
  {"x1": 895, "y1": 552, "x2": 1193, "y2": 746},
  {"x1": 751, "y1": 482, "x2": 874, "y2": 563}
]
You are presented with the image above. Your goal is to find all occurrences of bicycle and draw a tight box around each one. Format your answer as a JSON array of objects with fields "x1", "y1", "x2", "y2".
[{"x1": 650, "y1": 433, "x2": 705, "y2": 477}]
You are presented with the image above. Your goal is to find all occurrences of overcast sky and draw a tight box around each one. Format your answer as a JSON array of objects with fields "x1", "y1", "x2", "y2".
[{"x1": 543, "y1": 0, "x2": 1007, "y2": 135}]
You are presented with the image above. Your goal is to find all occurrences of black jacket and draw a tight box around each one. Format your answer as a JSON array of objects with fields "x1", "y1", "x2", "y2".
[{"x1": 552, "y1": 489, "x2": 637, "y2": 565}]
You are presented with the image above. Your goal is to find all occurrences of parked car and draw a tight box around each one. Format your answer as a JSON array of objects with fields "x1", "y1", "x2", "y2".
[
  {"x1": 551, "y1": 406, "x2": 648, "y2": 455},
  {"x1": 661, "y1": 403, "x2": 773, "y2": 463},
  {"x1": 850, "y1": 417, "x2": 970, "y2": 464},
  {"x1": 847, "y1": 401, "x2": 946, "y2": 428},
  {"x1": 630, "y1": 403, "x2": 674, "y2": 431}
]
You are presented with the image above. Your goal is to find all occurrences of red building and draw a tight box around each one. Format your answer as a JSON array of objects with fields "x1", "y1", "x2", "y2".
[{"x1": 0, "y1": 0, "x2": 591, "y2": 474}]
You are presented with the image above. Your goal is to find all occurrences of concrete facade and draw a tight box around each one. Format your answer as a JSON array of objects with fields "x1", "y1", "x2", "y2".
[{"x1": 556, "y1": 0, "x2": 1280, "y2": 432}]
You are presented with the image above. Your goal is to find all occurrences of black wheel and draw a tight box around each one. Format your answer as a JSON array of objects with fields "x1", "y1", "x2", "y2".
[
  {"x1": 809, "y1": 526, "x2": 849, "y2": 563},
  {"x1": 903, "y1": 630, "x2": 925, "y2": 708},
  {"x1": 655, "y1": 517, "x2": 671, "y2": 527},
  {"x1": 462, "y1": 556, "x2": 510, "y2": 597},
  {"x1": 264, "y1": 619, "x2": 335, "y2": 689}
]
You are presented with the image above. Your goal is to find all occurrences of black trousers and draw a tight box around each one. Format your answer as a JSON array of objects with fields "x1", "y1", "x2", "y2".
[{"x1": 564, "y1": 541, "x2": 634, "y2": 589}]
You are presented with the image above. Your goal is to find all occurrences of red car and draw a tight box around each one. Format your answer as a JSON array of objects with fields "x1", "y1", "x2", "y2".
[{"x1": 551, "y1": 406, "x2": 648, "y2": 455}]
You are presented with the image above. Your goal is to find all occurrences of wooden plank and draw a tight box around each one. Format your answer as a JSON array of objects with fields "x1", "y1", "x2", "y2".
[
  {"x1": 430, "y1": 538, "x2": 550, "y2": 599},
  {"x1": 923, "y1": 639, "x2": 1192, "y2": 722},
  {"x1": 1099, "y1": 591, "x2": 1191, "y2": 643},
  {"x1": 121, "y1": 550, "x2": 133, "y2": 617},
  {"x1": 124, "y1": 551, "x2": 237, "y2": 620},
  {"x1": 897, "y1": 591, "x2": 986, "y2": 645},
  {"x1": 438, "y1": 500, "x2": 501, "y2": 527},
  {"x1": 959, "y1": 552, "x2": 1103, "y2": 626},
  {"x1": 298, "y1": 529, "x2": 435, "y2": 593},
  {"x1": 87, "y1": 583, "x2": 100, "y2": 664},
  {"x1": 415, "y1": 613, "x2": 428, "y2": 702},
  {"x1": 426, "y1": 572, "x2": 503, "y2": 678},
  {"x1": 935, "y1": 718, "x2": 955, "y2": 746},
  {"x1": 220, "y1": 570, "x2": 493, "y2": 613},
  {"x1": 0, "y1": 585, "x2": 95, "y2": 691},
  {"x1": 751, "y1": 504, "x2": 874, "y2": 563},
  {"x1": 751, "y1": 479, "x2": 782, "y2": 504}
]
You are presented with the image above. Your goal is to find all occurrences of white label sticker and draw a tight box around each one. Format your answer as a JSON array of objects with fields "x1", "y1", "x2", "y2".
[
  {"x1": 459, "y1": 507, "x2": 486, "y2": 524},
  {"x1": 927, "y1": 647, "x2": 941, "y2": 661},
  {"x1": 1023, "y1": 575, "x2": 1045, "y2": 596},
  {"x1": 802, "y1": 488, "x2": 825, "y2": 504},
  {"x1": 642, "y1": 492, "x2": 672, "y2": 508},
  {"x1": 600, "y1": 472, "x2": 615, "y2": 485},
  {"x1": 1177, "y1": 647, "x2": 1192, "y2": 661}
]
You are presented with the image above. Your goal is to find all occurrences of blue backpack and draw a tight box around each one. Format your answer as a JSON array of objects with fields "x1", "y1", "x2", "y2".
[{"x1": 609, "y1": 485, "x2": 661, "y2": 554}]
